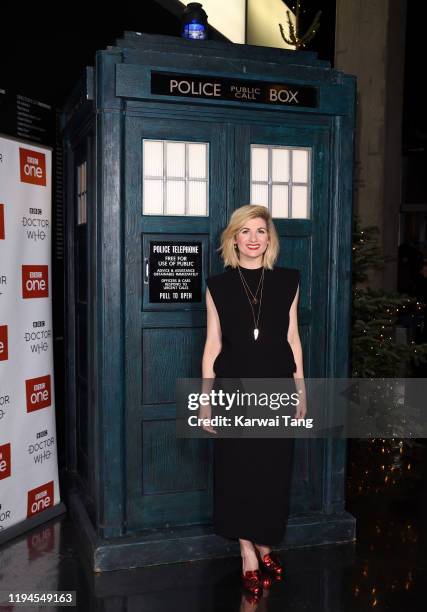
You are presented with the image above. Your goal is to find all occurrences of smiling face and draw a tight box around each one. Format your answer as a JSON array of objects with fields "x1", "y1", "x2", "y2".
[{"x1": 234, "y1": 216, "x2": 269, "y2": 265}]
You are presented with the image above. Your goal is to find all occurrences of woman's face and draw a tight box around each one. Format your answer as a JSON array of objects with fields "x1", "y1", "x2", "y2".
[{"x1": 234, "y1": 217, "x2": 269, "y2": 260}]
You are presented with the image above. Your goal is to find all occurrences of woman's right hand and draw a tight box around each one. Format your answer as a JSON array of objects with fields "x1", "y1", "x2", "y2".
[{"x1": 198, "y1": 403, "x2": 217, "y2": 434}]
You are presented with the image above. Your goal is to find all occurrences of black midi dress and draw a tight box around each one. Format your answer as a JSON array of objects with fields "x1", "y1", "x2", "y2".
[{"x1": 206, "y1": 265, "x2": 300, "y2": 546}]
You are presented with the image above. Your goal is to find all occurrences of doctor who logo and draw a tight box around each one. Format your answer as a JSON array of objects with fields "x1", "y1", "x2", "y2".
[
  {"x1": 0, "y1": 503, "x2": 12, "y2": 531},
  {"x1": 0, "y1": 390, "x2": 10, "y2": 421}
]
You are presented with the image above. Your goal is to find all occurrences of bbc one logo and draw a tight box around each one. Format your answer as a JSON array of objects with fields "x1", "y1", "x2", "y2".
[
  {"x1": 26, "y1": 375, "x2": 51, "y2": 413},
  {"x1": 0, "y1": 203, "x2": 4, "y2": 239},
  {"x1": 22, "y1": 265, "x2": 49, "y2": 299},
  {"x1": 0, "y1": 443, "x2": 11, "y2": 480},
  {"x1": 27, "y1": 481, "x2": 54, "y2": 517},
  {"x1": 0, "y1": 325, "x2": 8, "y2": 361},
  {"x1": 19, "y1": 148, "x2": 47, "y2": 187}
]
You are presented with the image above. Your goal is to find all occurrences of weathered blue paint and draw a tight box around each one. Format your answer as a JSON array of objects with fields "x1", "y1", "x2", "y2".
[{"x1": 61, "y1": 32, "x2": 357, "y2": 570}]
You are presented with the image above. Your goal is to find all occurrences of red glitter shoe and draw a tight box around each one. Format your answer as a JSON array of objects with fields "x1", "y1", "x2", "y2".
[
  {"x1": 261, "y1": 573, "x2": 273, "y2": 589},
  {"x1": 242, "y1": 569, "x2": 263, "y2": 598},
  {"x1": 255, "y1": 548, "x2": 284, "y2": 580}
]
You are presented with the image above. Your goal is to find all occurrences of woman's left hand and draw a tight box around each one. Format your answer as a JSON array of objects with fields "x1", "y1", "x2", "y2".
[{"x1": 294, "y1": 389, "x2": 307, "y2": 419}]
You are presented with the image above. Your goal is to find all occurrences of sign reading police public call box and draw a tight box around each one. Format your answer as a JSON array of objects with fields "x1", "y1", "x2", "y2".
[
  {"x1": 151, "y1": 72, "x2": 318, "y2": 108},
  {"x1": 149, "y1": 241, "x2": 202, "y2": 303}
]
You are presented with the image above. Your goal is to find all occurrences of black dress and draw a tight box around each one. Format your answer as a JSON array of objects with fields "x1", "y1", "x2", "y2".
[{"x1": 206, "y1": 265, "x2": 300, "y2": 546}]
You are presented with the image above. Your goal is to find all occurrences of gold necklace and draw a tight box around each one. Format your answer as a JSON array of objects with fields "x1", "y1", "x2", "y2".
[
  {"x1": 237, "y1": 266, "x2": 265, "y2": 340},
  {"x1": 238, "y1": 266, "x2": 264, "y2": 304}
]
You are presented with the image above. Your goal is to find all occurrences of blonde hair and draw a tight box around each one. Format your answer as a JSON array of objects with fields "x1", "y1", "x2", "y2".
[{"x1": 218, "y1": 205, "x2": 280, "y2": 269}]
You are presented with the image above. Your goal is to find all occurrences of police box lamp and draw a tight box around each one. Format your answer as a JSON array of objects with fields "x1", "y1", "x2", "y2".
[{"x1": 181, "y1": 2, "x2": 208, "y2": 40}]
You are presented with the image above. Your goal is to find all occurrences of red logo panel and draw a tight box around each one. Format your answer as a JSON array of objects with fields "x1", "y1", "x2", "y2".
[
  {"x1": 0, "y1": 325, "x2": 8, "y2": 361},
  {"x1": 0, "y1": 443, "x2": 11, "y2": 480},
  {"x1": 22, "y1": 265, "x2": 49, "y2": 299},
  {"x1": 19, "y1": 148, "x2": 46, "y2": 186},
  {"x1": 27, "y1": 481, "x2": 54, "y2": 517},
  {"x1": 0, "y1": 203, "x2": 4, "y2": 239},
  {"x1": 26, "y1": 375, "x2": 51, "y2": 412}
]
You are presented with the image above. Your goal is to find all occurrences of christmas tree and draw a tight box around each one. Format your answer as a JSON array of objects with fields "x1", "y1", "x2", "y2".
[
  {"x1": 348, "y1": 213, "x2": 427, "y2": 498},
  {"x1": 351, "y1": 215, "x2": 427, "y2": 378}
]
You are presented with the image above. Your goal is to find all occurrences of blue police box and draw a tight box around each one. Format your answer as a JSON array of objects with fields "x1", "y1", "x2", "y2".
[{"x1": 61, "y1": 32, "x2": 357, "y2": 571}]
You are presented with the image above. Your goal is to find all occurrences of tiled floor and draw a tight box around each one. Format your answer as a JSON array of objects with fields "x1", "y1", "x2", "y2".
[{"x1": 1, "y1": 439, "x2": 426, "y2": 611}]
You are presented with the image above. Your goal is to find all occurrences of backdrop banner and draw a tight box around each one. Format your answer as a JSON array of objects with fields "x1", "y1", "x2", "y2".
[{"x1": 0, "y1": 134, "x2": 62, "y2": 539}]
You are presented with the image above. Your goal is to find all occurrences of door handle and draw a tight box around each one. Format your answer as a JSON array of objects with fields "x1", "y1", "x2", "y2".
[{"x1": 144, "y1": 258, "x2": 149, "y2": 284}]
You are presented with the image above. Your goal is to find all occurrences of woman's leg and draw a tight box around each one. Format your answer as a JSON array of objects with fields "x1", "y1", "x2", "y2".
[
  {"x1": 254, "y1": 542, "x2": 272, "y2": 557},
  {"x1": 239, "y1": 538, "x2": 259, "y2": 573}
]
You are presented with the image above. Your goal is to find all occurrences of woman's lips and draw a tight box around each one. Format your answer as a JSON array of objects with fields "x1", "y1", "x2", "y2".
[{"x1": 247, "y1": 245, "x2": 260, "y2": 250}]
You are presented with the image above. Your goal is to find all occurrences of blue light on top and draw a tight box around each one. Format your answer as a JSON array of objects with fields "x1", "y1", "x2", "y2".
[
  {"x1": 183, "y1": 21, "x2": 207, "y2": 40},
  {"x1": 181, "y1": 3, "x2": 208, "y2": 40}
]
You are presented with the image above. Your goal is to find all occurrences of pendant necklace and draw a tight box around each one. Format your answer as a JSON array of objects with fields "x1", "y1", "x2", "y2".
[
  {"x1": 237, "y1": 265, "x2": 265, "y2": 340},
  {"x1": 239, "y1": 266, "x2": 264, "y2": 304}
]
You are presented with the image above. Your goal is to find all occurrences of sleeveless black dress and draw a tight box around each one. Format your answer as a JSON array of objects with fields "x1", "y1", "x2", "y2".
[{"x1": 206, "y1": 265, "x2": 300, "y2": 546}]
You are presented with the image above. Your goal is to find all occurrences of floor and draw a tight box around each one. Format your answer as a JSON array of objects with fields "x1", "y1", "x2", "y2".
[{"x1": 1, "y1": 439, "x2": 426, "y2": 611}]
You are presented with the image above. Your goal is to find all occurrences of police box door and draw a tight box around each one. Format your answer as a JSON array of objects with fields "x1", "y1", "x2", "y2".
[
  {"x1": 124, "y1": 116, "x2": 229, "y2": 531},
  {"x1": 234, "y1": 119, "x2": 331, "y2": 514}
]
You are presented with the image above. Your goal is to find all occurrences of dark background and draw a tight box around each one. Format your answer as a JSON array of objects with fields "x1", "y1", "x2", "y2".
[
  {"x1": 0, "y1": 1, "x2": 423, "y2": 154},
  {"x1": 0, "y1": 1, "x2": 336, "y2": 108}
]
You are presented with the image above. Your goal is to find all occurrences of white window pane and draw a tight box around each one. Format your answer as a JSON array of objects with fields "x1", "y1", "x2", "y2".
[
  {"x1": 166, "y1": 142, "x2": 186, "y2": 178},
  {"x1": 188, "y1": 181, "x2": 207, "y2": 216},
  {"x1": 292, "y1": 149, "x2": 309, "y2": 183},
  {"x1": 143, "y1": 140, "x2": 163, "y2": 177},
  {"x1": 251, "y1": 147, "x2": 269, "y2": 182},
  {"x1": 82, "y1": 161, "x2": 86, "y2": 190},
  {"x1": 272, "y1": 148, "x2": 289, "y2": 182},
  {"x1": 143, "y1": 179, "x2": 163, "y2": 214},
  {"x1": 188, "y1": 143, "x2": 207, "y2": 179},
  {"x1": 166, "y1": 180, "x2": 186, "y2": 215},
  {"x1": 292, "y1": 185, "x2": 309, "y2": 218},
  {"x1": 271, "y1": 184, "x2": 289, "y2": 218},
  {"x1": 251, "y1": 183, "x2": 269, "y2": 206}
]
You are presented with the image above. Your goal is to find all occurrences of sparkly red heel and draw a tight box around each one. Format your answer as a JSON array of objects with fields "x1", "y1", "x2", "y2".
[
  {"x1": 255, "y1": 548, "x2": 284, "y2": 580},
  {"x1": 242, "y1": 569, "x2": 263, "y2": 598}
]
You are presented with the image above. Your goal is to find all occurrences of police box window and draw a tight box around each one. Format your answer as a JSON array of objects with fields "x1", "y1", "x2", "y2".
[
  {"x1": 142, "y1": 140, "x2": 209, "y2": 216},
  {"x1": 251, "y1": 145, "x2": 311, "y2": 219}
]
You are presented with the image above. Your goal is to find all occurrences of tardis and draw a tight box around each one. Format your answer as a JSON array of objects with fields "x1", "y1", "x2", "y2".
[{"x1": 61, "y1": 32, "x2": 357, "y2": 571}]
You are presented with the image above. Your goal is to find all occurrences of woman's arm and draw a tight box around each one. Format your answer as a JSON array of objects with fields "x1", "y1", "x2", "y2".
[
  {"x1": 202, "y1": 287, "x2": 222, "y2": 379},
  {"x1": 287, "y1": 284, "x2": 307, "y2": 418},
  {"x1": 200, "y1": 287, "x2": 222, "y2": 433}
]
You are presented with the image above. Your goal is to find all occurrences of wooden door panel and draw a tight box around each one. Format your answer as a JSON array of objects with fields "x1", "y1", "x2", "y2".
[
  {"x1": 234, "y1": 120, "x2": 331, "y2": 515},
  {"x1": 124, "y1": 115, "x2": 228, "y2": 530}
]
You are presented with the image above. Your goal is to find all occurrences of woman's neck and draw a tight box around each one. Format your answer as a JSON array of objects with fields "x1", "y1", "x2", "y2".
[{"x1": 237, "y1": 256, "x2": 264, "y2": 270}]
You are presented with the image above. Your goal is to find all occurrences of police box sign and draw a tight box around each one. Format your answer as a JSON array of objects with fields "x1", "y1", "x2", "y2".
[
  {"x1": 151, "y1": 71, "x2": 318, "y2": 108},
  {"x1": 149, "y1": 241, "x2": 202, "y2": 303}
]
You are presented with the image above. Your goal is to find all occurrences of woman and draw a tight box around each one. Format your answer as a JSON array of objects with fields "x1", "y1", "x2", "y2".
[{"x1": 202, "y1": 204, "x2": 306, "y2": 599}]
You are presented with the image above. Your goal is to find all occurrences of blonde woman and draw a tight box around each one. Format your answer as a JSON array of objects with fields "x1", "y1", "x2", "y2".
[{"x1": 203, "y1": 205, "x2": 306, "y2": 599}]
